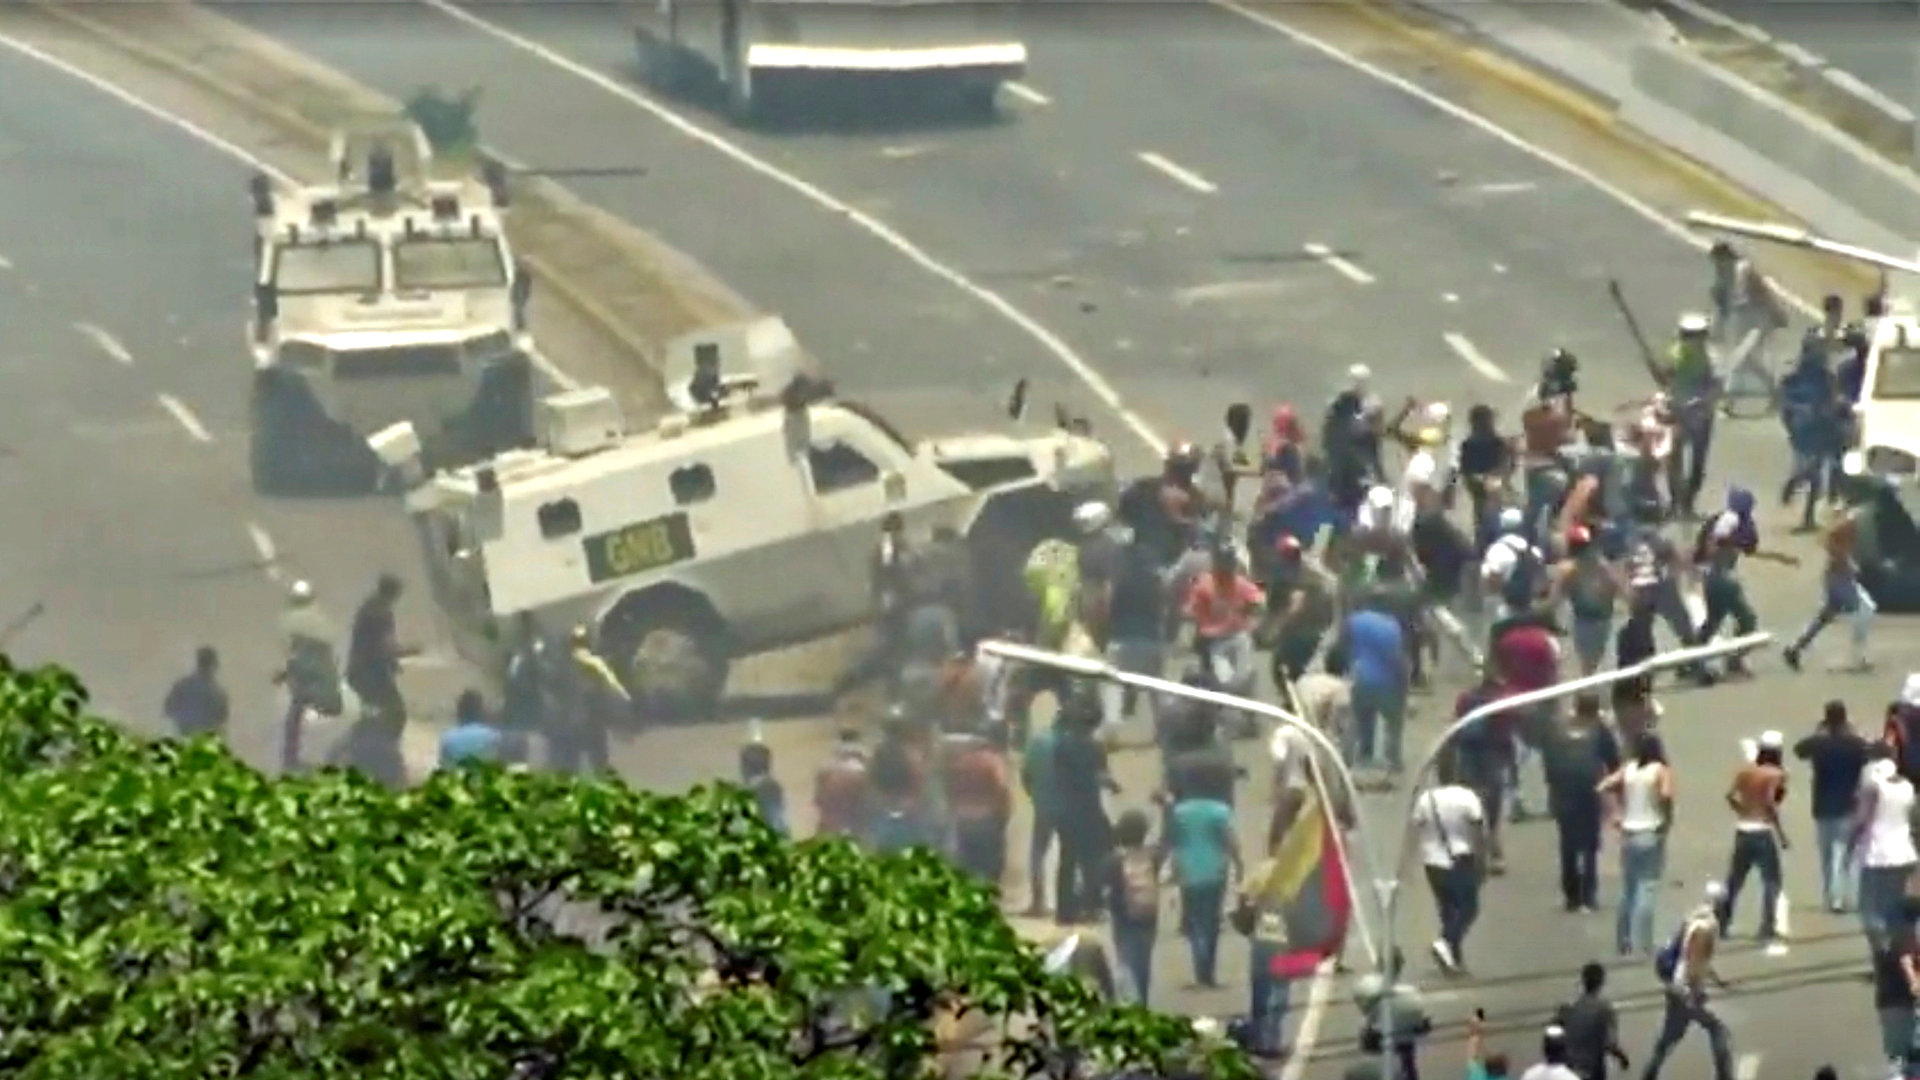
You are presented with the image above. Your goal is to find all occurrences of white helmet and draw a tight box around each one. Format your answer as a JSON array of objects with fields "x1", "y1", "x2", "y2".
[
  {"x1": 1422, "y1": 401, "x2": 1452, "y2": 426},
  {"x1": 288, "y1": 579, "x2": 314, "y2": 605},
  {"x1": 1347, "y1": 363, "x2": 1372, "y2": 388},
  {"x1": 1497, "y1": 507, "x2": 1525, "y2": 532},
  {"x1": 1072, "y1": 501, "x2": 1112, "y2": 535},
  {"x1": 1365, "y1": 485, "x2": 1396, "y2": 512},
  {"x1": 1678, "y1": 312, "x2": 1710, "y2": 335}
]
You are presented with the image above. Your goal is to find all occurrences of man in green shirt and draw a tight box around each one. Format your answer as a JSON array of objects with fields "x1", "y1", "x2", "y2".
[{"x1": 1655, "y1": 313, "x2": 1719, "y2": 519}]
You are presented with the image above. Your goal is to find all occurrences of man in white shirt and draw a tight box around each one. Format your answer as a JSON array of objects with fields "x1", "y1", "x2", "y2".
[
  {"x1": 1412, "y1": 757, "x2": 1486, "y2": 975},
  {"x1": 1855, "y1": 753, "x2": 1919, "y2": 955}
]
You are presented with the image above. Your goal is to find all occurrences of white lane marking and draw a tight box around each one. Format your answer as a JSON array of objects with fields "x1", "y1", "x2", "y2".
[
  {"x1": 1004, "y1": 80, "x2": 1051, "y2": 106},
  {"x1": 879, "y1": 144, "x2": 937, "y2": 160},
  {"x1": 418, "y1": 0, "x2": 1169, "y2": 452},
  {"x1": 1174, "y1": 278, "x2": 1298, "y2": 305},
  {"x1": 0, "y1": 32, "x2": 582, "y2": 396},
  {"x1": 1303, "y1": 242, "x2": 1377, "y2": 284},
  {"x1": 74, "y1": 322, "x2": 133, "y2": 365},
  {"x1": 1277, "y1": 957, "x2": 1337, "y2": 1080},
  {"x1": 0, "y1": 252, "x2": 12, "y2": 270},
  {"x1": 1734, "y1": 1053, "x2": 1761, "y2": 1080},
  {"x1": 1209, "y1": 0, "x2": 1821, "y2": 319},
  {"x1": 246, "y1": 521, "x2": 283, "y2": 581},
  {"x1": 1136, "y1": 150, "x2": 1219, "y2": 195},
  {"x1": 1444, "y1": 331, "x2": 1511, "y2": 382},
  {"x1": 1493, "y1": 262, "x2": 1510, "y2": 274},
  {"x1": 156, "y1": 393, "x2": 213, "y2": 443},
  {"x1": 1473, "y1": 180, "x2": 1539, "y2": 195},
  {"x1": 1442, "y1": 291, "x2": 1460, "y2": 303}
]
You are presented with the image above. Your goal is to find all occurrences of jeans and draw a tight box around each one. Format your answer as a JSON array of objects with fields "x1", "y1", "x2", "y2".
[
  {"x1": 1718, "y1": 831, "x2": 1782, "y2": 940},
  {"x1": 1618, "y1": 831, "x2": 1667, "y2": 955},
  {"x1": 1196, "y1": 631, "x2": 1256, "y2": 699},
  {"x1": 1351, "y1": 680, "x2": 1408, "y2": 771},
  {"x1": 1112, "y1": 918, "x2": 1156, "y2": 1007},
  {"x1": 1641, "y1": 989, "x2": 1735, "y2": 1080},
  {"x1": 1814, "y1": 814, "x2": 1859, "y2": 911},
  {"x1": 1789, "y1": 578, "x2": 1874, "y2": 664},
  {"x1": 1782, "y1": 447, "x2": 1828, "y2": 526},
  {"x1": 1862, "y1": 864, "x2": 1915, "y2": 954},
  {"x1": 1248, "y1": 940, "x2": 1295, "y2": 1054},
  {"x1": 1668, "y1": 408, "x2": 1715, "y2": 515},
  {"x1": 1425, "y1": 862, "x2": 1482, "y2": 966},
  {"x1": 1524, "y1": 465, "x2": 1569, "y2": 538},
  {"x1": 1179, "y1": 881, "x2": 1227, "y2": 985},
  {"x1": 1571, "y1": 615, "x2": 1613, "y2": 675},
  {"x1": 1879, "y1": 1005, "x2": 1917, "y2": 1066},
  {"x1": 1103, "y1": 636, "x2": 1164, "y2": 724},
  {"x1": 1556, "y1": 807, "x2": 1602, "y2": 910},
  {"x1": 1698, "y1": 576, "x2": 1758, "y2": 660},
  {"x1": 1027, "y1": 808, "x2": 1057, "y2": 910}
]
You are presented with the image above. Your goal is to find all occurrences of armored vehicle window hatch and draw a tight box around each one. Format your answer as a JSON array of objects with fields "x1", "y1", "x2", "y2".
[
  {"x1": 273, "y1": 239, "x2": 381, "y2": 295},
  {"x1": 394, "y1": 235, "x2": 509, "y2": 291},
  {"x1": 538, "y1": 498, "x2": 583, "y2": 539},
  {"x1": 810, "y1": 440, "x2": 880, "y2": 493},
  {"x1": 670, "y1": 464, "x2": 717, "y2": 505},
  {"x1": 1874, "y1": 344, "x2": 1920, "y2": 400}
]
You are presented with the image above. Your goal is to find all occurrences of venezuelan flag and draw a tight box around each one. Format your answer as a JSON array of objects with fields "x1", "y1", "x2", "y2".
[{"x1": 1253, "y1": 784, "x2": 1354, "y2": 980}]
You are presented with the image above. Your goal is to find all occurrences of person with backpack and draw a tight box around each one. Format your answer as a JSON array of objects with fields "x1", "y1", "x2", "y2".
[
  {"x1": 1551, "y1": 526, "x2": 1628, "y2": 677},
  {"x1": 1163, "y1": 750, "x2": 1242, "y2": 988},
  {"x1": 1691, "y1": 486, "x2": 1797, "y2": 679},
  {"x1": 1104, "y1": 809, "x2": 1163, "y2": 1006},
  {"x1": 1481, "y1": 507, "x2": 1545, "y2": 625},
  {"x1": 1642, "y1": 882, "x2": 1736, "y2": 1080}
]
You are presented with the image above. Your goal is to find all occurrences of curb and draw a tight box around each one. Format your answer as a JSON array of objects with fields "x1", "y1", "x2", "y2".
[
  {"x1": 29, "y1": 0, "x2": 686, "y2": 376},
  {"x1": 1340, "y1": 0, "x2": 1876, "y2": 304}
]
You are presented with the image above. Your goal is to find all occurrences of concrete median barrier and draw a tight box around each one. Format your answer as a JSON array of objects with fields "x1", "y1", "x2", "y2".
[{"x1": 1630, "y1": 40, "x2": 1920, "y2": 241}]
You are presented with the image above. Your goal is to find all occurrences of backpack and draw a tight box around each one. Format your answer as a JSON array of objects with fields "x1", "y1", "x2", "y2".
[
  {"x1": 1653, "y1": 921, "x2": 1692, "y2": 982},
  {"x1": 1119, "y1": 849, "x2": 1159, "y2": 921}
]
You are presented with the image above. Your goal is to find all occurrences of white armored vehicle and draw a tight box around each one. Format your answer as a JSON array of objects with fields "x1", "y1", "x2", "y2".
[
  {"x1": 377, "y1": 333, "x2": 1113, "y2": 718},
  {"x1": 634, "y1": 0, "x2": 1027, "y2": 124},
  {"x1": 248, "y1": 120, "x2": 537, "y2": 493}
]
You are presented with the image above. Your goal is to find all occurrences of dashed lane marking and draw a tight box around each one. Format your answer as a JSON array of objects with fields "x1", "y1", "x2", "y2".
[
  {"x1": 1004, "y1": 81, "x2": 1052, "y2": 106},
  {"x1": 1136, "y1": 150, "x2": 1220, "y2": 195},
  {"x1": 1473, "y1": 180, "x2": 1539, "y2": 195},
  {"x1": 246, "y1": 522, "x2": 281, "y2": 581},
  {"x1": 156, "y1": 393, "x2": 212, "y2": 443},
  {"x1": 418, "y1": 0, "x2": 1167, "y2": 454},
  {"x1": 1444, "y1": 331, "x2": 1511, "y2": 382},
  {"x1": 0, "y1": 252, "x2": 12, "y2": 270},
  {"x1": 1734, "y1": 1053, "x2": 1761, "y2": 1080},
  {"x1": 1303, "y1": 242, "x2": 1377, "y2": 284},
  {"x1": 74, "y1": 321, "x2": 133, "y2": 365}
]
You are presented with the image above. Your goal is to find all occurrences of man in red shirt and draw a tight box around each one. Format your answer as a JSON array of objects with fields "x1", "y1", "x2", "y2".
[
  {"x1": 1183, "y1": 545, "x2": 1266, "y2": 694},
  {"x1": 1491, "y1": 614, "x2": 1563, "y2": 823},
  {"x1": 943, "y1": 724, "x2": 1013, "y2": 886},
  {"x1": 813, "y1": 727, "x2": 873, "y2": 840}
]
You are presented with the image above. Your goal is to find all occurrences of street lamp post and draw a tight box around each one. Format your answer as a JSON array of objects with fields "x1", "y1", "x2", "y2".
[
  {"x1": 1371, "y1": 632, "x2": 1770, "y2": 1074},
  {"x1": 977, "y1": 639, "x2": 1387, "y2": 968}
]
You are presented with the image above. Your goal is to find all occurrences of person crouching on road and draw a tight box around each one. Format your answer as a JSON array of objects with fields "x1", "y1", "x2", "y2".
[
  {"x1": 438, "y1": 689, "x2": 505, "y2": 770},
  {"x1": 740, "y1": 737, "x2": 789, "y2": 837},
  {"x1": 1716, "y1": 731, "x2": 1789, "y2": 947},
  {"x1": 1412, "y1": 752, "x2": 1487, "y2": 976},
  {"x1": 1545, "y1": 695, "x2": 1620, "y2": 914}
]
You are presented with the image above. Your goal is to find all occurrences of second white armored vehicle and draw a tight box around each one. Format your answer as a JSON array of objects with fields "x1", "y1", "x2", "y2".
[
  {"x1": 249, "y1": 120, "x2": 537, "y2": 493},
  {"x1": 377, "y1": 328, "x2": 1113, "y2": 719},
  {"x1": 634, "y1": 0, "x2": 1027, "y2": 124}
]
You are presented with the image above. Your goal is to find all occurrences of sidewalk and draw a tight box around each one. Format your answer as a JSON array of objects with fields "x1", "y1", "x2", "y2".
[{"x1": 1399, "y1": 0, "x2": 1919, "y2": 254}]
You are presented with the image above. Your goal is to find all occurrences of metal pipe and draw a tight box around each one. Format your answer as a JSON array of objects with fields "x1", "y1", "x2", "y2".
[{"x1": 1372, "y1": 632, "x2": 1769, "y2": 1074}]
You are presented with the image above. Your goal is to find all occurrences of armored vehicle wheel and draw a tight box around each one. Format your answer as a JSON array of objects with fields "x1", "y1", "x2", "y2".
[
  {"x1": 960, "y1": 83, "x2": 1001, "y2": 121},
  {"x1": 468, "y1": 355, "x2": 538, "y2": 457},
  {"x1": 603, "y1": 592, "x2": 731, "y2": 724},
  {"x1": 250, "y1": 376, "x2": 308, "y2": 495}
]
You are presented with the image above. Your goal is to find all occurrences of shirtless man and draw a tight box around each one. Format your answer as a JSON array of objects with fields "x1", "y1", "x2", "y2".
[{"x1": 1717, "y1": 732, "x2": 1790, "y2": 946}]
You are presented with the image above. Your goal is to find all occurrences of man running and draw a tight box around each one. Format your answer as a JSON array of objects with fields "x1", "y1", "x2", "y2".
[{"x1": 1641, "y1": 882, "x2": 1736, "y2": 1080}]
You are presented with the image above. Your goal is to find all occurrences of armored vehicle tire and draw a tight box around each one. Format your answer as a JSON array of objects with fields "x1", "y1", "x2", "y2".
[
  {"x1": 603, "y1": 596, "x2": 731, "y2": 724},
  {"x1": 250, "y1": 377, "x2": 311, "y2": 495},
  {"x1": 468, "y1": 356, "x2": 538, "y2": 457},
  {"x1": 960, "y1": 83, "x2": 1001, "y2": 121}
]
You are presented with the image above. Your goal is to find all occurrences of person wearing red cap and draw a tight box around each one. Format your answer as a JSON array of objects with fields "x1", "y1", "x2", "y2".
[{"x1": 1551, "y1": 525, "x2": 1629, "y2": 677}]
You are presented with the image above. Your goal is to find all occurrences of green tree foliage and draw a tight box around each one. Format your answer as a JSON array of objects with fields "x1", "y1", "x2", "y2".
[
  {"x1": 404, "y1": 87, "x2": 482, "y2": 155},
  {"x1": 0, "y1": 659, "x2": 1252, "y2": 1079}
]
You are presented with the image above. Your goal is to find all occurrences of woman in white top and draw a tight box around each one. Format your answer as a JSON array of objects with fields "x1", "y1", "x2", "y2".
[
  {"x1": 1599, "y1": 731, "x2": 1674, "y2": 956},
  {"x1": 1854, "y1": 754, "x2": 1919, "y2": 954}
]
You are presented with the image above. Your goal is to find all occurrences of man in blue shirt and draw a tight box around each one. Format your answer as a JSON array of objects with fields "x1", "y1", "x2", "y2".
[
  {"x1": 438, "y1": 689, "x2": 505, "y2": 769},
  {"x1": 1337, "y1": 590, "x2": 1409, "y2": 777}
]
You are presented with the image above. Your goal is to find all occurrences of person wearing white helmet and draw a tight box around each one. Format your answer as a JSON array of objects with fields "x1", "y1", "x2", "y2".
[
  {"x1": 1657, "y1": 312, "x2": 1720, "y2": 519},
  {"x1": 275, "y1": 578, "x2": 342, "y2": 773}
]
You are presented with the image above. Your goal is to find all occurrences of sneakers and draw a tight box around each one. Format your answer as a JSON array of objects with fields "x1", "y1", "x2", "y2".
[
  {"x1": 1431, "y1": 938, "x2": 1459, "y2": 974},
  {"x1": 1782, "y1": 646, "x2": 1802, "y2": 671}
]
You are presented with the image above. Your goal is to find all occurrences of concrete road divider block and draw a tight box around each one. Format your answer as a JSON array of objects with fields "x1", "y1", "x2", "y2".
[{"x1": 1632, "y1": 41, "x2": 1920, "y2": 240}]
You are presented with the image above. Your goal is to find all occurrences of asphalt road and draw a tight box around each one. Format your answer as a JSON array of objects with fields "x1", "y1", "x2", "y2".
[
  {"x1": 27, "y1": 1, "x2": 1919, "y2": 1073},
  {"x1": 1698, "y1": 0, "x2": 1920, "y2": 108}
]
